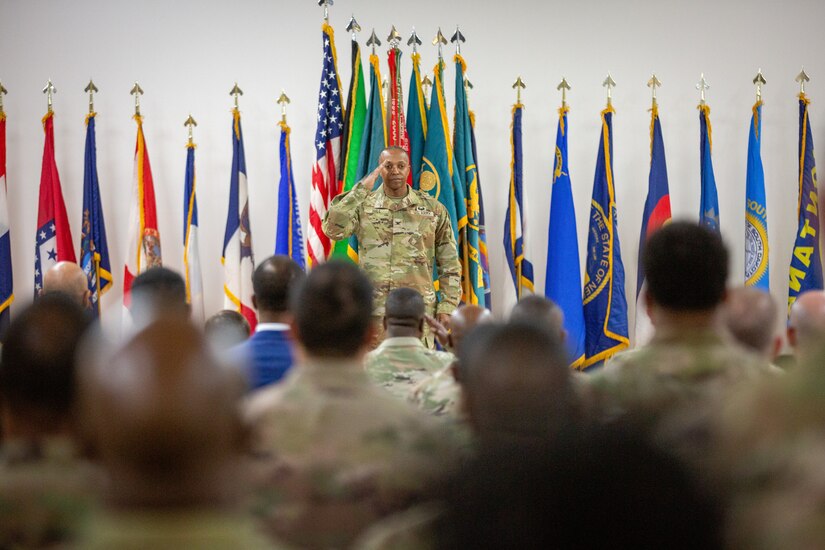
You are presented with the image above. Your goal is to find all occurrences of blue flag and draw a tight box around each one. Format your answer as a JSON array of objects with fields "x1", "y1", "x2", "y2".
[
  {"x1": 545, "y1": 106, "x2": 584, "y2": 367},
  {"x1": 408, "y1": 52, "x2": 428, "y2": 187},
  {"x1": 699, "y1": 105, "x2": 720, "y2": 233},
  {"x1": 275, "y1": 121, "x2": 306, "y2": 270},
  {"x1": 745, "y1": 101, "x2": 769, "y2": 290},
  {"x1": 788, "y1": 93, "x2": 823, "y2": 308},
  {"x1": 79, "y1": 113, "x2": 112, "y2": 317},
  {"x1": 183, "y1": 141, "x2": 204, "y2": 321},
  {"x1": 469, "y1": 109, "x2": 492, "y2": 310},
  {"x1": 503, "y1": 103, "x2": 534, "y2": 297},
  {"x1": 453, "y1": 55, "x2": 484, "y2": 306},
  {"x1": 583, "y1": 107, "x2": 629, "y2": 369}
]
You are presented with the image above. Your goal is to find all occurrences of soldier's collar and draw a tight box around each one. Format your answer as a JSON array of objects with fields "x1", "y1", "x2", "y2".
[{"x1": 373, "y1": 184, "x2": 419, "y2": 209}]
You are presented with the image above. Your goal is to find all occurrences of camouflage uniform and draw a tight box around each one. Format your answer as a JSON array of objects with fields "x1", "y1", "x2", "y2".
[
  {"x1": 410, "y1": 364, "x2": 461, "y2": 418},
  {"x1": 0, "y1": 437, "x2": 97, "y2": 548},
  {"x1": 243, "y1": 358, "x2": 461, "y2": 549},
  {"x1": 322, "y1": 183, "x2": 462, "y2": 327},
  {"x1": 83, "y1": 509, "x2": 279, "y2": 549},
  {"x1": 364, "y1": 337, "x2": 454, "y2": 401}
]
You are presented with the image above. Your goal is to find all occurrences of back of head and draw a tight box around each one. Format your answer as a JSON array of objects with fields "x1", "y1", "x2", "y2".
[
  {"x1": 458, "y1": 322, "x2": 572, "y2": 445},
  {"x1": 789, "y1": 290, "x2": 825, "y2": 360},
  {"x1": 643, "y1": 221, "x2": 728, "y2": 312},
  {"x1": 724, "y1": 286, "x2": 779, "y2": 357},
  {"x1": 435, "y1": 426, "x2": 723, "y2": 549},
  {"x1": 78, "y1": 317, "x2": 246, "y2": 505},
  {"x1": 0, "y1": 294, "x2": 90, "y2": 430},
  {"x1": 450, "y1": 305, "x2": 493, "y2": 353},
  {"x1": 252, "y1": 255, "x2": 305, "y2": 314},
  {"x1": 292, "y1": 260, "x2": 373, "y2": 358},
  {"x1": 129, "y1": 267, "x2": 189, "y2": 325},
  {"x1": 385, "y1": 287, "x2": 425, "y2": 328},
  {"x1": 204, "y1": 310, "x2": 251, "y2": 351},
  {"x1": 510, "y1": 295, "x2": 564, "y2": 338},
  {"x1": 42, "y1": 261, "x2": 89, "y2": 308}
]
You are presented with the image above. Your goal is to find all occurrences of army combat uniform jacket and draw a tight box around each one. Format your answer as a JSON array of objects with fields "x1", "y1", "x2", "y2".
[{"x1": 322, "y1": 183, "x2": 461, "y2": 320}]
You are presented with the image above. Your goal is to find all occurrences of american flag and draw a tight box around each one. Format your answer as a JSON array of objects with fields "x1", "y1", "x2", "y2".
[
  {"x1": 307, "y1": 24, "x2": 344, "y2": 266},
  {"x1": 33, "y1": 222, "x2": 57, "y2": 293}
]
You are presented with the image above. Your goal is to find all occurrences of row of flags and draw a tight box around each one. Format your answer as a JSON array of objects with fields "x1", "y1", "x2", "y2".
[{"x1": 507, "y1": 92, "x2": 822, "y2": 370}]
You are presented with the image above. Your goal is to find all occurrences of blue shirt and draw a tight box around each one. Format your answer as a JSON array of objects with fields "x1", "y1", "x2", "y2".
[{"x1": 234, "y1": 323, "x2": 295, "y2": 391}]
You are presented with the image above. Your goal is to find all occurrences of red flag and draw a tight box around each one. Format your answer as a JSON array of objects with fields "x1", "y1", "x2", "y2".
[
  {"x1": 386, "y1": 48, "x2": 412, "y2": 185},
  {"x1": 34, "y1": 111, "x2": 74, "y2": 295}
]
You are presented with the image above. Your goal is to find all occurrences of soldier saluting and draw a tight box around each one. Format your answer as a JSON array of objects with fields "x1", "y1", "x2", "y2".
[{"x1": 322, "y1": 146, "x2": 461, "y2": 345}]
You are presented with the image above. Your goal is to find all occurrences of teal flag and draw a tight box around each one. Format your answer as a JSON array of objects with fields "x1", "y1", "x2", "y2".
[
  {"x1": 407, "y1": 52, "x2": 427, "y2": 188},
  {"x1": 356, "y1": 54, "x2": 387, "y2": 182},
  {"x1": 453, "y1": 54, "x2": 484, "y2": 306}
]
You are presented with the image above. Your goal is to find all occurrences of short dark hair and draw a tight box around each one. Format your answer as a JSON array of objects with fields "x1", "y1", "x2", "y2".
[
  {"x1": 643, "y1": 221, "x2": 728, "y2": 311},
  {"x1": 252, "y1": 256, "x2": 305, "y2": 313},
  {"x1": 130, "y1": 267, "x2": 188, "y2": 311},
  {"x1": 292, "y1": 261, "x2": 373, "y2": 357},
  {"x1": 0, "y1": 294, "x2": 90, "y2": 416},
  {"x1": 385, "y1": 288, "x2": 425, "y2": 328},
  {"x1": 381, "y1": 145, "x2": 410, "y2": 160}
]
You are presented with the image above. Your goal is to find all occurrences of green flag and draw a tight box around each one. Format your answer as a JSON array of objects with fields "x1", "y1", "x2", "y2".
[
  {"x1": 356, "y1": 54, "x2": 387, "y2": 181},
  {"x1": 453, "y1": 55, "x2": 484, "y2": 306},
  {"x1": 331, "y1": 38, "x2": 367, "y2": 260}
]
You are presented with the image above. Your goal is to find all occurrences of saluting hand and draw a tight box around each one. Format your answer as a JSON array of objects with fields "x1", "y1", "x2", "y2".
[{"x1": 360, "y1": 164, "x2": 383, "y2": 191}]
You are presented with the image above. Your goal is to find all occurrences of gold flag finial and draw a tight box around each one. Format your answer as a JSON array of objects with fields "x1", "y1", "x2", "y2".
[
  {"x1": 184, "y1": 114, "x2": 197, "y2": 146},
  {"x1": 602, "y1": 73, "x2": 617, "y2": 107},
  {"x1": 432, "y1": 27, "x2": 447, "y2": 60},
  {"x1": 696, "y1": 73, "x2": 710, "y2": 106},
  {"x1": 512, "y1": 76, "x2": 526, "y2": 105},
  {"x1": 84, "y1": 79, "x2": 99, "y2": 114},
  {"x1": 277, "y1": 90, "x2": 291, "y2": 124},
  {"x1": 753, "y1": 69, "x2": 767, "y2": 102},
  {"x1": 796, "y1": 68, "x2": 810, "y2": 95},
  {"x1": 387, "y1": 25, "x2": 401, "y2": 49},
  {"x1": 129, "y1": 81, "x2": 144, "y2": 116},
  {"x1": 647, "y1": 73, "x2": 662, "y2": 108},
  {"x1": 557, "y1": 77, "x2": 571, "y2": 108},
  {"x1": 43, "y1": 79, "x2": 57, "y2": 113},
  {"x1": 229, "y1": 82, "x2": 243, "y2": 109},
  {"x1": 408, "y1": 27, "x2": 422, "y2": 54}
]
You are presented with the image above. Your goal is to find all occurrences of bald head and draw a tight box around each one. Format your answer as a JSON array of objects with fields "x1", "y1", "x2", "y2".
[
  {"x1": 789, "y1": 291, "x2": 825, "y2": 362},
  {"x1": 724, "y1": 286, "x2": 780, "y2": 359},
  {"x1": 511, "y1": 296, "x2": 565, "y2": 341},
  {"x1": 450, "y1": 305, "x2": 493, "y2": 353},
  {"x1": 79, "y1": 317, "x2": 247, "y2": 506},
  {"x1": 42, "y1": 261, "x2": 90, "y2": 308}
]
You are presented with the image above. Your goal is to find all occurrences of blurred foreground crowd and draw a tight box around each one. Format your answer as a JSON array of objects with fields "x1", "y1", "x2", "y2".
[{"x1": 2, "y1": 221, "x2": 825, "y2": 549}]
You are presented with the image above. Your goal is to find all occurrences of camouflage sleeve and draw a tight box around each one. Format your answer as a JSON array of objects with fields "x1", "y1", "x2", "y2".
[
  {"x1": 433, "y1": 203, "x2": 461, "y2": 316},
  {"x1": 322, "y1": 182, "x2": 370, "y2": 240}
]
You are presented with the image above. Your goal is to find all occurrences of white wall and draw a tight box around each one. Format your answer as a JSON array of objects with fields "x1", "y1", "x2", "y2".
[{"x1": 2, "y1": 0, "x2": 824, "y2": 334}]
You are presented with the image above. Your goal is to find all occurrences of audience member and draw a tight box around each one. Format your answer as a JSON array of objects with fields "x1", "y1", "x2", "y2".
[
  {"x1": 0, "y1": 295, "x2": 95, "y2": 547},
  {"x1": 509, "y1": 294, "x2": 566, "y2": 340},
  {"x1": 787, "y1": 290, "x2": 825, "y2": 365},
  {"x1": 234, "y1": 256, "x2": 304, "y2": 391},
  {"x1": 205, "y1": 309, "x2": 251, "y2": 353},
  {"x1": 409, "y1": 305, "x2": 493, "y2": 416},
  {"x1": 724, "y1": 286, "x2": 782, "y2": 361},
  {"x1": 364, "y1": 288, "x2": 453, "y2": 400},
  {"x1": 244, "y1": 260, "x2": 460, "y2": 548},
  {"x1": 42, "y1": 261, "x2": 90, "y2": 308},
  {"x1": 128, "y1": 267, "x2": 189, "y2": 330},
  {"x1": 77, "y1": 316, "x2": 272, "y2": 548},
  {"x1": 458, "y1": 322, "x2": 575, "y2": 448}
]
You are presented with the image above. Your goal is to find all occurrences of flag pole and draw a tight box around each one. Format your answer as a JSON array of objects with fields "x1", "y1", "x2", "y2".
[
  {"x1": 753, "y1": 69, "x2": 766, "y2": 103},
  {"x1": 317, "y1": 0, "x2": 332, "y2": 23},
  {"x1": 84, "y1": 79, "x2": 98, "y2": 115},
  {"x1": 42, "y1": 79, "x2": 56, "y2": 114},
  {"x1": 277, "y1": 91, "x2": 291, "y2": 125},
  {"x1": 602, "y1": 73, "x2": 616, "y2": 108},
  {"x1": 408, "y1": 27, "x2": 421, "y2": 54},
  {"x1": 0, "y1": 81, "x2": 6, "y2": 116},
  {"x1": 558, "y1": 78, "x2": 571, "y2": 109},
  {"x1": 647, "y1": 73, "x2": 661, "y2": 110},
  {"x1": 346, "y1": 14, "x2": 361, "y2": 42},
  {"x1": 367, "y1": 29, "x2": 381, "y2": 56},
  {"x1": 512, "y1": 76, "x2": 526, "y2": 300},
  {"x1": 184, "y1": 114, "x2": 197, "y2": 147},
  {"x1": 86, "y1": 80, "x2": 102, "y2": 313},
  {"x1": 129, "y1": 82, "x2": 144, "y2": 117},
  {"x1": 796, "y1": 68, "x2": 810, "y2": 96},
  {"x1": 450, "y1": 25, "x2": 465, "y2": 56},
  {"x1": 433, "y1": 28, "x2": 447, "y2": 62},
  {"x1": 697, "y1": 73, "x2": 710, "y2": 106},
  {"x1": 229, "y1": 83, "x2": 243, "y2": 111}
]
